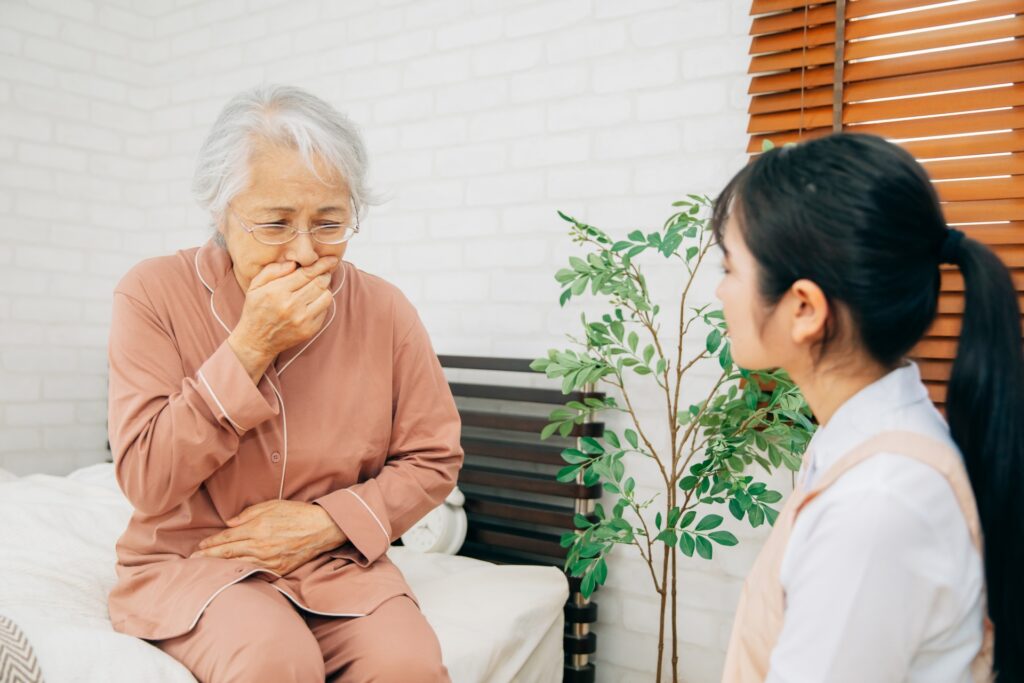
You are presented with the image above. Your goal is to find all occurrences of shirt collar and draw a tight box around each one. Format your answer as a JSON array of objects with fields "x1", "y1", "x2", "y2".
[{"x1": 801, "y1": 361, "x2": 931, "y2": 487}]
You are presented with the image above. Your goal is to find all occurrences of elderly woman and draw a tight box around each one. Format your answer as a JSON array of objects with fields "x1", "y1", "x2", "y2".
[{"x1": 106, "y1": 85, "x2": 463, "y2": 682}]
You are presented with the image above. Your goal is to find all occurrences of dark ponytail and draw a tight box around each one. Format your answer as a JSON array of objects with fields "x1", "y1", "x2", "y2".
[
  {"x1": 711, "y1": 132, "x2": 1024, "y2": 679},
  {"x1": 947, "y1": 236, "x2": 1024, "y2": 681}
]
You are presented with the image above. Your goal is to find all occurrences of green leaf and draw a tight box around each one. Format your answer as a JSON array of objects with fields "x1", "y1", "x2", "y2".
[
  {"x1": 627, "y1": 331, "x2": 639, "y2": 353},
  {"x1": 581, "y1": 572, "x2": 596, "y2": 598},
  {"x1": 761, "y1": 139, "x2": 776, "y2": 152},
  {"x1": 634, "y1": 365, "x2": 652, "y2": 375},
  {"x1": 728, "y1": 497, "x2": 745, "y2": 520},
  {"x1": 604, "y1": 431, "x2": 620, "y2": 448},
  {"x1": 764, "y1": 506, "x2": 780, "y2": 526},
  {"x1": 709, "y1": 531, "x2": 738, "y2": 546},
  {"x1": 555, "y1": 268, "x2": 577, "y2": 284},
  {"x1": 696, "y1": 535, "x2": 713, "y2": 560},
  {"x1": 573, "y1": 513, "x2": 592, "y2": 528},
  {"x1": 655, "y1": 529, "x2": 677, "y2": 547},
  {"x1": 706, "y1": 329, "x2": 722, "y2": 354},
  {"x1": 556, "y1": 465, "x2": 579, "y2": 483},
  {"x1": 642, "y1": 345, "x2": 654, "y2": 365},
  {"x1": 680, "y1": 533, "x2": 695, "y2": 557},
  {"x1": 541, "y1": 422, "x2": 560, "y2": 440},
  {"x1": 748, "y1": 504, "x2": 765, "y2": 528},
  {"x1": 610, "y1": 321, "x2": 625, "y2": 341},
  {"x1": 758, "y1": 490, "x2": 783, "y2": 504},
  {"x1": 561, "y1": 448, "x2": 589, "y2": 464},
  {"x1": 655, "y1": 512, "x2": 663, "y2": 529},
  {"x1": 624, "y1": 429, "x2": 639, "y2": 449},
  {"x1": 680, "y1": 510, "x2": 696, "y2": 528},
  {"x1": 695, "y1": 514, "x2": 723, "y2": 532},
  {"x1": 678, "y1": 475, "x2": 698, "y2": 491},
  {"x1": 628, "y1": 229, "x2": 644, "y2": 242},
  {"x1": 569, "y1": 256, "x2": 589, "y2": 273},
  {"x1": 595, "y1": 558, "x2": 608, "y2": 584}
]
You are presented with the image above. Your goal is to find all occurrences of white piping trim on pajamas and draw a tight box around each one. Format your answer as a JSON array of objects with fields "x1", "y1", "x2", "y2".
[
  {"x1": 345, "y1": 489, "x2": 391, "y2": 546},
  {"x1": 196, "y1": 369, "x2": 245, "y2": 433},
  {"x1": 186, "y1": 567, "x2": 366, "y2": 632},
  {"x1": 267, "y1": 583, "x2": 366, "y2": 619},
  {"x1": 193, "y1": 249, "x2": 349, "y2": 502}
]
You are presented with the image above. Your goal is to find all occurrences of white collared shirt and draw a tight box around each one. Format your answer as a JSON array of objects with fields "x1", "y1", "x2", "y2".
[{"x1": 766, "y1": 362, "x2": 986, "y2": 683}]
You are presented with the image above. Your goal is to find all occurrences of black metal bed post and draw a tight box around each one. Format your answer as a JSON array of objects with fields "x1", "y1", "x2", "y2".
[{"x1": 564, "y1": 379, "x2": 598, "y2": 683}]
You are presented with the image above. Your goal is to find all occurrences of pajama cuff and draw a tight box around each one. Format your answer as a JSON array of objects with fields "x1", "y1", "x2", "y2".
[
  {"x1": 314, "y1": 487, "x2": 392, "y2": 565},
  {"x1": 194, "y1": 340, "x2": 279, "y2": 434}
]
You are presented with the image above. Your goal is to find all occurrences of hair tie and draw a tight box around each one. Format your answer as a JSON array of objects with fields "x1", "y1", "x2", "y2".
[{"x1": 940, "y1": 228, "x2": 966, "y2": 265}]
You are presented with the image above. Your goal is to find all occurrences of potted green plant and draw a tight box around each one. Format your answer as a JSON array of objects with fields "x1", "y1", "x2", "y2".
[{"x1": 531, "y1": 196, "x2": 815, "y2": 682}]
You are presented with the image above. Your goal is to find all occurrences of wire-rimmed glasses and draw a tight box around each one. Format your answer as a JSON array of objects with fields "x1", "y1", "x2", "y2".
[{"x1": 229, "y1": 203, "x2": 360, "y2": 246}]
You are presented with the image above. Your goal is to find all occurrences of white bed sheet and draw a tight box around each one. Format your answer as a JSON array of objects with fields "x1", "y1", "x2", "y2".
[{"x1": 0, "y1": 464, "x2": 566, "y2": 683}]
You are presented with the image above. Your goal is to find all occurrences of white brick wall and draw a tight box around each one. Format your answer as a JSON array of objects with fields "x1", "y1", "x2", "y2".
[{"x1": 0, "y1": 1, "x2": 763, "y2": 680}]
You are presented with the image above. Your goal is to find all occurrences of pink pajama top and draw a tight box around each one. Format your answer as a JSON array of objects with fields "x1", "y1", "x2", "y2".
[{"x1": 105, "y1": 238, "x2": 463, "y2": 640}]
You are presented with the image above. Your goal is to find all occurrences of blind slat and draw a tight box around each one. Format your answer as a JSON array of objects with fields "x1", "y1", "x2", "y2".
[
  {"x1": 922, "y1": 152, "x2": 1024, "y2": 181},
  {"x1": 948, "y1": 222, "x2": 1024, "y2": 245},
  {"x1": 846, "y1": 60, "x2": 1024, "y2": 102},
  {"x1": 851, "y1": 109, "x2": 1024, "y2": 142},
  {"x1": 936, "y1": 178, "x2": 1024, "y2": 203},
  {"x1": 942, "y1": 197, "x2": 1024, "y2": 223},
  {"x1": 941, "y1": 268, "x2": 1024, "y2": 292},
  {"x1": 843, "y1": 40, "x2": 1024, "y2": 85},
  {"x1": 902, "y1": 130, "x2": 1024, "y2": 160},
  {"x1": 844, "y1": 84, "x2": 1024, "y2": 124}
]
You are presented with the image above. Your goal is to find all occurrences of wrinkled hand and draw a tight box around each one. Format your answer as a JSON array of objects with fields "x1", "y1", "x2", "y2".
[
  {"x1": 191, "y1": 499, "x2": 347, "y2": 576},
  {"x1": 233, "y1": 256, "x2": 339, "y2": 360}
]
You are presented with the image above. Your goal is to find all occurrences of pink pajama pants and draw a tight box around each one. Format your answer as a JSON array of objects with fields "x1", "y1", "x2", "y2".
[{"x1": 153, "y1": 579, "x2": 450, "y2": 682}]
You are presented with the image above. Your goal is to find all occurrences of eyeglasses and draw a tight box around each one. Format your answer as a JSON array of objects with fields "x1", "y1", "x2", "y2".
[{"x1": 229, "y1": 203, "x2": 360, "y2": 246}]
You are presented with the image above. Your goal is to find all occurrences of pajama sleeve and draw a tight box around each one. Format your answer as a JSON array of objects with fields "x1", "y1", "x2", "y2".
[
  {"x1": 313, "y1": 296, "x2": 464, "y2": 566},
  {"x1": 108, "y1": 272, "x2": 279, "y2": 517}
]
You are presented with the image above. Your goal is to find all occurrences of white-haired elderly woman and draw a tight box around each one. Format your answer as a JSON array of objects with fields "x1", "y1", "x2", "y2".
[{"x1": 105, "y1": 84, "x2": 463, "y2": 683}]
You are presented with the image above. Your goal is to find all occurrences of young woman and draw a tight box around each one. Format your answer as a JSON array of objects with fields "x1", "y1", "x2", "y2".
[{"x1": 714, "y1": 133, "x2": 1022, "y2": 682}]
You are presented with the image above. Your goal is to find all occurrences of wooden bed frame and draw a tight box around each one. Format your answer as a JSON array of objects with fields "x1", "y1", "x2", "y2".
[{"x1": 438, "y1": 355, "x2": 601, "y2": 683}]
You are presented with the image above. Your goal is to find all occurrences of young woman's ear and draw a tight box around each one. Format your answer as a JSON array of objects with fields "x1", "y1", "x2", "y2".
[{"x1": 788, "y1": 278, "x2": 830, "y2": 346}]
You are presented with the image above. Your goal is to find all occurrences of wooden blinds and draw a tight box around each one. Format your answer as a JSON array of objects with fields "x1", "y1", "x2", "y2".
[{"x1": 746, "y1": 0, "x2": 1024, "y2": 407}]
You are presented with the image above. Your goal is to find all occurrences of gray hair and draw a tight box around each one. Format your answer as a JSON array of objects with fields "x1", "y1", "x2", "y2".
[{"x1": 192, "y1": 84, "x2": 376, "y2": 245}]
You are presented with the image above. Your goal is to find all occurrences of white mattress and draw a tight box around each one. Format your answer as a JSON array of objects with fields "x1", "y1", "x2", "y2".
[{"x1": 0, "y1": 464, "x2": 567, "y2": 683}]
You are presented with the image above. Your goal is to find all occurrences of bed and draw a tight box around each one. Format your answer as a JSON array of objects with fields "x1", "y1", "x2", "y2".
[{"x1": 0, "y1": 463, "x2": 567, "y2": 683}]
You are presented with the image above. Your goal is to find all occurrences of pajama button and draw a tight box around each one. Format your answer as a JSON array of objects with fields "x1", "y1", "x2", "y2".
[{"x1": 270, "y1": 451, "x2": 281, "y2": 463}]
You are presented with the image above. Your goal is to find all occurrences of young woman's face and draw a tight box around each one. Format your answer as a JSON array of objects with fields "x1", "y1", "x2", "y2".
[{"x1": 714, "y1": 213, "x2": 791, "y2": 371}]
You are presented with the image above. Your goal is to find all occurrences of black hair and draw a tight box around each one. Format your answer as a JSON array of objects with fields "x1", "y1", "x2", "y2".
[{"x1": 711, "y1": 132, "x2": 1024, "y2": 679}]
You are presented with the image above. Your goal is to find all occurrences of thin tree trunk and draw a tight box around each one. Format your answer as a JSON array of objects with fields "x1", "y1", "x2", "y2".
[
  {"x1": 656, "y1": 540, "x2": 669, "y2": 680},
  {"x1": 672, "y1": 533, "x2": 679, "y2": 681}
]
